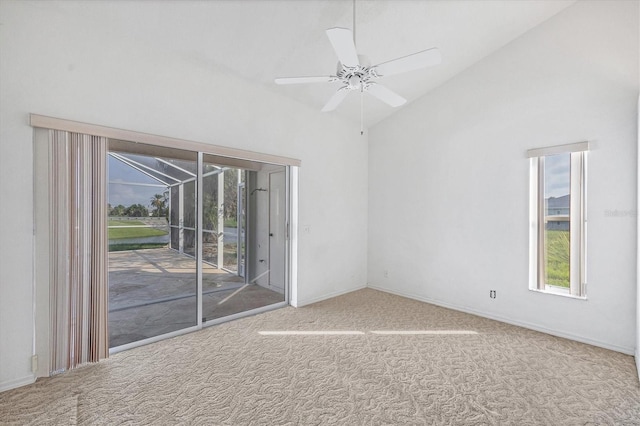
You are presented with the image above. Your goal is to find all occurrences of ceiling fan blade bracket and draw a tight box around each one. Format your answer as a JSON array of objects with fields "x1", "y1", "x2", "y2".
[{"x1": 368, "y1": 68, "x2": 382, "y2": 79}]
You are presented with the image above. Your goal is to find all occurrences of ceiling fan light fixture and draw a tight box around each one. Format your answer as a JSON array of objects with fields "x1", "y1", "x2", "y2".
[{"x1": 348, "y1": 74, "x2": 362, "y2": 90}]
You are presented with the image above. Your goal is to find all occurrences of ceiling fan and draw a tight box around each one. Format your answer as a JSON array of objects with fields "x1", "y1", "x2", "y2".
[{"x1": 275, "y1": 16, "x2": 442, "y2": 134}]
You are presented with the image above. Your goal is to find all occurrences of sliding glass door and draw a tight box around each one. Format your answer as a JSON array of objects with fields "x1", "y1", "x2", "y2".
[
  {"x1": 107, "y1": 141, "x2": 288, "y2": 350},
  {"x1": 31, "y1": 114, "x2": 300, "y2": 374}
]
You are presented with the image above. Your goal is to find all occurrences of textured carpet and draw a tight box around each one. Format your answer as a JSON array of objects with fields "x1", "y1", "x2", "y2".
[{"x1": 1, "y1": 288, "x2": 639, "y2": 425}]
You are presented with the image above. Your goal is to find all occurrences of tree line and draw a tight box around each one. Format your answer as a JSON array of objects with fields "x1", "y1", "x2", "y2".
[{"x1": 109, "y1": 194, "x2": 168, "y2": 218}]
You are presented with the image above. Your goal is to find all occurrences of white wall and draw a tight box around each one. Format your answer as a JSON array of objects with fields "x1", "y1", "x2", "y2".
[
  {"x1": 636, "y1": 93, "x2": 639, "y2": 376},
  {"x1": 369, "y1": 0, "x2": 638, "y2": 354},
  {"x1": 0, "y1": 1, "x2": 368, "y2": 390}
]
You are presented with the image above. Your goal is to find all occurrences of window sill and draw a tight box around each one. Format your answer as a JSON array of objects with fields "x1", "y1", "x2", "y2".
[{"x1": 529, "y1": 287, "x2": 587, "y2": 300}]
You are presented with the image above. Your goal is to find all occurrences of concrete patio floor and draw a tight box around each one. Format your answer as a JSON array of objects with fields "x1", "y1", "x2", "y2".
[{"x1": 109, "y1": 248, "x2": 284, "y2": 347}]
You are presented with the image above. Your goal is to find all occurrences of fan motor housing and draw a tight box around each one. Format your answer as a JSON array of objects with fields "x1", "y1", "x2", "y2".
[{"x1": 337, "y1": 56, "x2": 375, "y2": 91}]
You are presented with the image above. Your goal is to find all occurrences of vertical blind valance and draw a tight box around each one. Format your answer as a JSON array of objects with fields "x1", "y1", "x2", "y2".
[{"x1": 49, "y1": 130, "x2": 109, "y2": 373}]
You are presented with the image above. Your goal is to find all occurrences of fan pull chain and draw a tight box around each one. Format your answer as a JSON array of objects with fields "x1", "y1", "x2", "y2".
[{"x1": 360, "y1": 86, "x2": 364, "y2": 136}]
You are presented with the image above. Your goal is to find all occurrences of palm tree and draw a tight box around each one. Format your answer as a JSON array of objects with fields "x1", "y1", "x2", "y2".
[{"x1": 150, "y1": 193, "x2": 166, "y2": 218}]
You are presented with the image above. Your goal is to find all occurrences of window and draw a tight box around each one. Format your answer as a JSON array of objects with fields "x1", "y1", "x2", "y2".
[{"x1": 528, "y1": 142, "x2": 588, "y2": 298}]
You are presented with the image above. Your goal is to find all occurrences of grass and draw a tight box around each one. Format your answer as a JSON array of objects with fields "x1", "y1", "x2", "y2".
[
  {"x1": 108, "y1": 219, "x2": 145, "y2": 227},
  {"x1": 109, "y1": 243, "x2": 167, "y2": 252},
  {"x1": 108, "y1": 220, "x2": 168, "y2": 240},
  {"x1": 545, "y1": 229, "x2": 570, "y2": 287}
]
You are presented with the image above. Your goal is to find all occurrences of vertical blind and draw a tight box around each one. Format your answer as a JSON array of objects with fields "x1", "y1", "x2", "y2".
[{"x1": 49, "y1": 130, "x2": 109, "y2": 373}]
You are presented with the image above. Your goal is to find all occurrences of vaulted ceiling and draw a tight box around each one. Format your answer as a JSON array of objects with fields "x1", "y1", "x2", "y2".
[{"x1": 56, "y1": 0, "x2": 576, "y2": 127}]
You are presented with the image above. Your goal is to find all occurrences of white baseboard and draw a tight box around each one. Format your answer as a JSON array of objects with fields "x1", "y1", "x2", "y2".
[
  {"x1": 0, "y1": 374, "x2": 35, "y2": 393},
  {"x1": 368, "y1": 284, "x2": 635, "y2": 356},
  {"x1": 295, "y1": 284, "x2": 367, "y2": 308}
]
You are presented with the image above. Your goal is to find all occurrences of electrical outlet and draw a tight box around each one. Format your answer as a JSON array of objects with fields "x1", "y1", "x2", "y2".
[{"x1": 489, "y1": 290, "x2": 496, "y2": 299}]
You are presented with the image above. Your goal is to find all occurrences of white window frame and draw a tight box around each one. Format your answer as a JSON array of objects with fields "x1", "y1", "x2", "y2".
[{"x1": 528, "y1": 142, "x2": 588, "y2": 299}]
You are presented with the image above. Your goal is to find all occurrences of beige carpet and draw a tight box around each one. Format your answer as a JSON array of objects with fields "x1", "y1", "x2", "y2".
[{"x1": 1, "y1": 288, "x2": 639, "y2": 425}]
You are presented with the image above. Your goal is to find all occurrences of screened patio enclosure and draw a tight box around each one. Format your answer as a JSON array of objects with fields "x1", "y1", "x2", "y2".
[
  {"x1": 109, "y1": 147, "x2": 244, "y2": 272},
  {"x1": 108, "y1": 139, "x2": 288, "y2": 349}
]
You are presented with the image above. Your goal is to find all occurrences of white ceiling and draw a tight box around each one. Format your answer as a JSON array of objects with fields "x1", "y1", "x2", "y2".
[{"x1": 58, "y1": 0, "x2": 576, "y2": 127}]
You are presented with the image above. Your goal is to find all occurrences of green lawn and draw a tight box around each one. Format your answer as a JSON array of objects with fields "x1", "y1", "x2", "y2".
[
  {"x1": 224, "y1": 218, "x2": 237, "y2": 228},
  {"x1": 545, "y1": 229, "x2": 570, "y2": 287},
  {"x1": 108, "y1": 219, "x2": 145, "y2": 227},
  {"x1": 108, "y1": 220, "x2": 168, "y2": 240},
  {"x1": 109, "y1": 243, "x2": 167, "y2": 252}
]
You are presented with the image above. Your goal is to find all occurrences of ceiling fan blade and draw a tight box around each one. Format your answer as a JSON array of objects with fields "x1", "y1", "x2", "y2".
[
  {"x1": 275, "y1": 76, "x2": 335, "y2": 85},
  {"x1": 321, "y1": 88, "x2": 350, "y2": 112},
  {"x1": 373, "y1": 48, "x2": 441, "y2": 77},
  {"x1": 326, "y1": 27, "x2": 359, "y2": 68},
  {"x1": 366, "y1": 83, "x2": 406, "y2": 107}
]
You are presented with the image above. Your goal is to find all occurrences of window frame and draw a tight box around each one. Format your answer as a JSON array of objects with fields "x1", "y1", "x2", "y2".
[{"x1": 528, "y1": 143, "x2": 588, "y2": 299}]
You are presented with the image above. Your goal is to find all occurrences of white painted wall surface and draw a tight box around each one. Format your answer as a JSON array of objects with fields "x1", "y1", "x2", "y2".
[
  {"x1": 369, "y1": 0, "x2": 638, "y2": 354},
  {"x1": 0, "y1": 1, "x2": 368, "y2": 390},
  {"x1": 636, "y1": 93, "x2": 639, "y2": 377}
]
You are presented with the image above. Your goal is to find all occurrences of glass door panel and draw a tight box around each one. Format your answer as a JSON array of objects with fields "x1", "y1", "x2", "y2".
[
  {"x1": 222, "y1": 170, "x2": 240, "y2": 272},
  {"x1": 201, "y1": 157, "x2": 285, "y2": 322},
  {"x1": 108, "y1": 142, "x2": 198, "y2": 348}
]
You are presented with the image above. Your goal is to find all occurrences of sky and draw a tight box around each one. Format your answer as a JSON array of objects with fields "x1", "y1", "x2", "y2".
[
  {"x1": 544, "y1": 153, "x2": 570, "y2": 199},
  {"x1": 108, "y1": 156, "x2": 168, "y2": 208}
]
